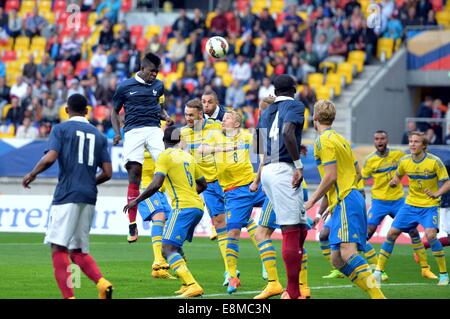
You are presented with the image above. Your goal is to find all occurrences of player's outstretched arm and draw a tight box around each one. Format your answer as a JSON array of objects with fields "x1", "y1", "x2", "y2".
[
  {"x1": 196, "y1": 177, "x2": 207, "y2": 194},
  {"x1": 124, "y1": 174, "x2": 165, "y2": 213},
  {"x1": 22, "y1": 150, "x2": 58, "y2": 188},
  {"x1": 424, "y1": 180, "x2": 450, "y2": 199},
  {"x1": 304, "y1": 163, "x2": 337, "y2": 210},
  {"x1": 282, "y1": 122, "x2": 303, "y2": 189},
  {"x1": 96, "y1": 162, "x2": 112, "y2": 185}
]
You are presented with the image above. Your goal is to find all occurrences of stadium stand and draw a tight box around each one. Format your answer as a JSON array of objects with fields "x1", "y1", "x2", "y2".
[{"x1": 0, "y1": 0, "x2": 448, "y2": 143}]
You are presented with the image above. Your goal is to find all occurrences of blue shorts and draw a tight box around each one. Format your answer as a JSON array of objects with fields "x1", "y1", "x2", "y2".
[
  {"x1": 162, "y1": 208, "x2": 204, "y2": 248},
  {"x1": 391, "y1": 204, "x2": 439, "y2": 231},
  {"x1": 330, "y1": 190, "x2": 367, "y2": 251},
  {"x1": 138, "y1": 191, "x2": 171, "y2": 221},
  {"x1": 258, "y1": 197, "x2": 313, "y2": 230},
  {"x1": 259, "y1": 197, "x2": 278, "y2": 229},
  {"x1": 368, "y1": 198, "x2": 404, "y2": 227},
  {"x1": 203, "y1": 180, "x2": 225, "y2": 217},
  {"x1": 225, "y1": 183, "x2": 266, "y2": 230}
]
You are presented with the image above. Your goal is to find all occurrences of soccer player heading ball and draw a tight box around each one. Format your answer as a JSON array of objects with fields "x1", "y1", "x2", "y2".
[{"x1": 112, "y1": 52, "x2": 173, "y2": 243}]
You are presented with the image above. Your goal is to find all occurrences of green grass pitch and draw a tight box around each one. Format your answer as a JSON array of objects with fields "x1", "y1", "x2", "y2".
[{"x1": 0, "y1": 232, "x2": 449, "y2": 299}]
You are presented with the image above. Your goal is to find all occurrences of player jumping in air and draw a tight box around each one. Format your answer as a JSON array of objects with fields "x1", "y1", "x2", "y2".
[
  {"x1": 125, "y1": 125, "x2": 208, "y2": 298},
  {"x1": 373, "y1": 131, "x2": 450, "y2": 286},
  {"x1": 23, "y1": 94, "x2": 113, "y2": 299},
  {"x1": 112, "y1": 52, "x2": 173, "y2": 243}
]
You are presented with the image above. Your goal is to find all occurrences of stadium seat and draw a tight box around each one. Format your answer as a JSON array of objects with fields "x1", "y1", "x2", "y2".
[
  {"x1": 166, "y1": 38, "x2": 176, "y2": 51},
  {"x1": 270, "y1": 37, "x2": 286, "y2": 52},
  {"x1": 307, "y1": 73, "x2": 324, "y2": 91},
  {"x1": 2, "y1": 50, "x2": 17, "y2": 61},
  {"x1": 2, "y1": 104, "x2": 11, "y2": 120},
  {"x1": 337, "y1": 62, "x2": 353, "y2": 85},
  {"x1": 130, "y1": 25, "x2": 144, "y2": 40},
  {"x1": 39, "y1": 0, "x2": 52, "y2": 13},
  {"x1": 319, "y1": 61, "x2": 336, "y2": 73},
  {"x1": 297, "y1": 11, "x2": 308, "y2": 22},
  {"x1": 14, "y1": 36, "x2": 30, "y2": 51},
  {"x1": 222, "y1": 73, "x2": 233, "y2": 87},
  {"x1": 195, "y1": 61, "x2": 205, "y2": 77},
  {"x1": 20, "y1": 1, "x2": 36, "y2": 15},
  {"x1": 235, "y1": 38, "x2": 244, "y2": 55},
  {"x1": 176, "y1": 62, "x2": 185, "y2": 78},
  {"x1": 436, "y1": 11, "x2": 449, "y2": 26},
  {"x1": 377, "y1": 38, "x2": 394, "y2": 62},
  {"x1": 266, "y1": 63, "x2": 274, "y2": 76},
  {"x1": 53, "y1": 0, "x2": 66, "y2": 11},
  {"x1": 88, "y1": 12, "x2": 99, "y2": 27},
  {"x1": 269, "y1": 0, "x2": 284, "y2": 14},
  {"x1": 164, "y1": 73, "x2": 178, "y2": 90},
  {"x1": 59, "y1": 105, "x2": 69, "y2": 121},
  {"x1": 93, "y1": 106, "x2": 109, "y2": 122},
  {"x1": 325, "y1": 73, "x2": 342, "y2": 97},
  {"x1": 315, "y1": 85, "x2": 332, "y2": 100},
  {"x1": 348, "y1": 50, "x2": 366, "y2": 73},
  {"x1": 75, "y1": 60, "x2": 90, "y2": 75},
  {"x1": 30, "y1": 36, "x2": 46, "y2": 51},
  {"x1": 0, "y1": 124, "x2": 15, "y2": 138},
  {"x1": 303, "y1": 107, "x2": 310, "y2": 130},
  {"x1": 205, "y1": 12, "x2": 217, "y2": 28},
  {"x1": 5, "y1": 0, "x2": 20, "y2": 13},
  {"x1": 136, "y1": 37, "x2": 149, "y2": 52},
  {"x1": 214, "y1": 61, "x2": 228, "y2": 77},
  {"x1": 145, "y1": 25, "x2": 162, "y2": 38},
  {"x1": 253, "y1": 37, "x2": 263, "y2": 47},
  {"x1": 121, "y1": 0, "x2": 133, "y2": 12}
]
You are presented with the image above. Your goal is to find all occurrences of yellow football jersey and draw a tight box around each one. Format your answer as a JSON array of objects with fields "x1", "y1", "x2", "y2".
[
  {"x1": 314, "y1": 129, "x2": 358, "y2": 209},
  {"x1": 362, "y1": 149, "x2": 405, "y2": 201},
  {"x1": 397, "y1": 153, "x2": 449, "y2": 207},
  {"x1": 154, "y1": 148, "x2": 204, "y2": 210},
  {"x1": 212, "y1": 130, "x2": 256, "y2": 191},
  {"x1": 180, "y1": 119, "x2": 222, "y2": 183}
]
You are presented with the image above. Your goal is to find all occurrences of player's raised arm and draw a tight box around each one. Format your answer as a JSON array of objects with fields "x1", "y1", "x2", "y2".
[{"x1": 22, "y1": 150, "x2": 58, "y2": 188}]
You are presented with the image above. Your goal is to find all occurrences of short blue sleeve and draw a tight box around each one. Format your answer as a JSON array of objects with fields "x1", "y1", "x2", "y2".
[
  {"x1": 283, "y1": 103, "x2": 305, "y2": 126},
  {"x1": 100, "y1": 136, "x2": 111, "y2": 165},
  {"x1": 112, "y1": 83, "x2": 125, "y2": 112},
  {"x1": 46, "y1": 125, "x2": 62, "y2": 154}
]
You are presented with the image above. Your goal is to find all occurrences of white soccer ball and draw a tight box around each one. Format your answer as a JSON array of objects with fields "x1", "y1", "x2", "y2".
[{"x1": 205, "y1": 36, "x2": 229, "y2": 59}]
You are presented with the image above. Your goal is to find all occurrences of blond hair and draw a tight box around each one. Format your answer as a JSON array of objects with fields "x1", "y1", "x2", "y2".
[
  {"x1": 225, "y1": 110, "x2": 242, "y2": 127},
  {"x1": 313, "y1": 99, "x2": 336, "y2": 125},
  {"x1": 409, "y1": 131, "x2": 428, "y2": 148},
  {"x1": 185, "y1": 98, "x2": 203, "y2": 111}
]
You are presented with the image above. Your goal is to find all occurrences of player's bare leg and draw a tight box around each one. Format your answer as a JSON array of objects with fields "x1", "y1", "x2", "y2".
[
  {"x1": 333, "y1": 243, "x2": 385, "y2": 299},
  {"x1": 226, "y1": 228, "x2": 242, "y2": 294},
  {"x1": 424, "y1": 228, "x2": 448, "y2": 285},
  {"x1": 320, "y1": 227, "x2": 344, "y2": 279},
  {"x1": 69, "y1": 248, "x2": 113, "y2": 299},
  {"x1": 125, "y1": 162, "x2": 142, "y2": 243},
  {"x1": 163, "y1": 244, "x2": 203, "y2": 298},
  {"x1": 254, "y1": 226, "x2": 283, "y2": 299},
  {"x1": 151, "y1": 212, "x2": 176, "y2": 279}
]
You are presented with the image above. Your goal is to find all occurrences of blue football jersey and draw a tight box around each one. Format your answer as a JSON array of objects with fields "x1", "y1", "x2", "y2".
[
  {"x1": 258, "y1": 97, "x2": 305, "y2": 165},
  {"x1": 112, "y1": 75, "x2": 164, "y2": 132},
  {"x1": 46, "y1": 117, "x2": 111, "y2": 205}
]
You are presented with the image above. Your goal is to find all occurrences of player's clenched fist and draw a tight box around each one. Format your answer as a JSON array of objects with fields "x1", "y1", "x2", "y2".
[
  {"x1": 22, "y1": 173, "x2": 36, "y2": 188},
  {"x1": 113, "y1": 134, "x2": 122, "y2": 146}
]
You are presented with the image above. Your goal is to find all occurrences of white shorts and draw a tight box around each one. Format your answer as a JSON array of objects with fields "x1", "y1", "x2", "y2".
[
  {"x1": 44, "y1": 203, "x2": 95, "y2": 253},
  {"x1": 440, "y1": 207, "x2": 450, "y2": 234},
  {"x1": 261, "y1": 162, "x2": 307, "y2": 226},
  {"x1": 123, "y1": 127, "x2": 164, "y2": 165}
]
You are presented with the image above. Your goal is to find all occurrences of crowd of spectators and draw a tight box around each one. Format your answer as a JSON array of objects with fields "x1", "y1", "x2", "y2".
[{"x1": 0, "y1": 0, "x2": 445, "y2": 140}]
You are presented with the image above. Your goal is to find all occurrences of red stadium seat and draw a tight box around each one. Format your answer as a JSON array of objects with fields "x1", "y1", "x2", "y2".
[
  {"x1": 271, "y1": 37, "x2": 286, "y2": 51},
  {"x1": 75, "y1": 60, "x2": 90, "y2": 75},
  {"x1": 53, "y1": 0, "x2": 66, "y2": 12},
  {"x1": 121, "y1": 0, "x2": 133, "y2": 12},
  {"x1": 430, "y1": 0, "x2": 443, "y2": 11},
  {"x1": 130, "y1": 25, "x2": 144, "y2": 38},
  {"x1": 136, "y1": 37, "x2": 149, "y2": 52},
  {"x1": 5, "y1": 0, "x2": 20, "y2": 13},
  {"x1": 57, "y1": 12, "x2": 70, "y2": 27},
  {"x1": 78, "y1": 25, "x2": 91, "y2": 39},
  {"x1": 93, "y1": 105, "x2": 109, "y2": 121},
  {"x1": 2, "y1": 50, "x2": 16, "y2": 61}
]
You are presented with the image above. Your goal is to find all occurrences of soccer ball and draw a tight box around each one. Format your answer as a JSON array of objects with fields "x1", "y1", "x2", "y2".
[{"x1": 205, "y1": 36, "x2": 229, "y2": 59}]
